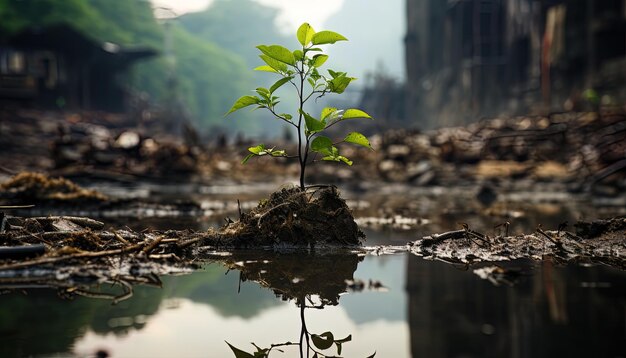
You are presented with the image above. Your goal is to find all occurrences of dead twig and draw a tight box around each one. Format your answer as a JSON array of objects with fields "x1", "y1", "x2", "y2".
[
  {"x1": 0, "y1": 241, "x2": 147, "y2": 271},
  {"x1": 149, "y1": 253, "x2": 180, "y2": 261},
  {"x1": 113, "y1": 231, "x2": 130, "y2": 246},
  {"x1": 536, "y1": 226, "x2": 559, "y2": 244},
  {"x1": 140, "y1": 235, "x2": 165, "y2": 256},
  {"x1": 177, "y1": 235, "x2": 212, "y2": 249},
  {"x1": 30, "y1": 216, "x2": 104, "y2": 230},
  {"x1": 421, "y1": 229, "x2": 466, "y2": 246}
]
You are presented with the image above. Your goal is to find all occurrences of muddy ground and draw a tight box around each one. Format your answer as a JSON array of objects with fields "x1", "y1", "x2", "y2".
[
  {"x1": 1, "y1": 108, "x2": 625, "y2": 302},
  {"x1": 0, "y1": 209, "x2": 623, "y2": 302},
  {"x1": 1, "y1": 108, "x2": 625, "y2": 194}
]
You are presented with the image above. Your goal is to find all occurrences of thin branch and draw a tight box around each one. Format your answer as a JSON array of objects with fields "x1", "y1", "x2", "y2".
[
  {"x1": 267, "y1": 107, "x2": 297, "y2": 128},
  {"x1": 289, "y1": 79, "x2": 301, "y2": 98},
  {"x1": 323, "y1": 119, "x2": 343, "y2": 131},
  {"x1": 303, "y1": 89, "x2": 327, "y2": 104}
]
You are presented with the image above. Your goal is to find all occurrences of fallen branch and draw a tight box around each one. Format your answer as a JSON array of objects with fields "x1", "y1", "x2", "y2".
[{"x1": 421, "y1": 230, "x2": 466, "y2": 246}]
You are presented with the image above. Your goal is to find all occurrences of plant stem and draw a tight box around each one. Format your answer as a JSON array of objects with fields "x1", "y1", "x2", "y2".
[
  {"x1": 297, "y1": 48, "x2": 307, "y2": 190},
  {"x1": 300, "y1": 302, "x2": 311, "y2": 358}
]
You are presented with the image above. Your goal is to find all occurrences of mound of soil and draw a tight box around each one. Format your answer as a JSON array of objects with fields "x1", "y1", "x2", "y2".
[
  {"x1": 219, "y1": 186, "x2": 365, "y2": 247},
  {"x1": 0, "y1": 172, "x2": 107, "y2": 204}
]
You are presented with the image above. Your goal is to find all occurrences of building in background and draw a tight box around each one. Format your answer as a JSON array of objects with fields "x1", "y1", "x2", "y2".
[
  {"x1": 405, "y1": 0, "x2": 626, "y2": 128},
  {"x1": 0, "y1": 24, "x2": 157, "y2": 112}
]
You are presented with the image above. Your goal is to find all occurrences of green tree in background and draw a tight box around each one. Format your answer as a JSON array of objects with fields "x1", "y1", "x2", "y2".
[
  {"x1": 0, "y1": 0, "x2": 253, "y2": 132},
  {"x1": 179, "y1": 0, "x2": 300, "y2": 136},
  {"x1": 179, "y1": 0, "x2": 292, "y2": 69}
]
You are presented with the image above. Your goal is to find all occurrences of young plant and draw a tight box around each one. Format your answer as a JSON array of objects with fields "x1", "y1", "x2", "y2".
[{"x1": 226, "y1": 22, "x2": 373, "y2": 190}]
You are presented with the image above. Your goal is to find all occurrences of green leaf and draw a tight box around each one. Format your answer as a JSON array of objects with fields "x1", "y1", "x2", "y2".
[
  {"x1": 248, "y1": 144, "x2": 266, "y2": 155},
  {"x1": 255, "y1": 87, "x2": 270, "y2": 100},
  {"x1": 344, "y1": 132, "x2": 372, "y2": 149},
  {"x1": 320, "y1": 107, "x2": 338, "y2": 122},
  {"x1": 269, "y1": 77, "x2": 292, "y2": 94},
  {"x1": 311, "y1": 31, "x2": 348, "y2": 45},
  {"x1": 270, "y1": 149, "x2": 287, "y2": 157},
  {"x1": 338, "y1": 155, "x2": 353, "y2": 166},
  {"x1": 297, "y1": 23, "x2": 316, "y2": 46},
  {"x1": 302, "y1": 111, "x2": 324, "y2": 135},
  {"x1": 328, "y1": 69, "x2": 347, "y2": 79},
  {"x1": 328, "y1": 76, "x2": 354, "y2": 94},
  {"x1": 342, "y1": 109, "x2": 372, "y2": 120},
  {"x1": 312, "y1": 54, "x2": 329, "y2": 68},
  {"x1": 279, "y1": 113, "x2": 293, "y2": 120},
  {"x1": 256, "y1": 87, "x2": 270, "y2": 95},
  {"x1": 226, "y1": 96, "x2": 259, "y2": 115},
  {"x1": 259, "y1": 54, "x2": 288, "y2": 72},
  {"x1": 257, "y1": 45, "x2": 296, "y2": 65},
  {"x1": 254, "y1": 65, "x2": 278, "y2": 73},
  {"x1": 293, "y1": 49, "x2": 304, "y2": 61},
  {"x1": 311, "y1": 68, "x2": 321, "y2": 80},
  {"x1": 311, "y1": 332, "x2": 334, "y2": 350},
  {"x1": 311, "y1": 136, "x2": 333, "y2": 154},
  {"x1": 225, "y1": 342, "x2": 255, "y2": 358}
]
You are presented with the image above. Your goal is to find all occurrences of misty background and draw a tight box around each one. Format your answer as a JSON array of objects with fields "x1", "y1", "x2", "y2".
[{"x1": 0, "y1": 0, "x2": 405, "y2": 138}]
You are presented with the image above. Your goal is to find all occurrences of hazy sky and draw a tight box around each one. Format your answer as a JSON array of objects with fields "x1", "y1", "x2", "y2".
[
  {"x1": 149, "y1": 0, "x2": 344, "y2": 30},
  {"x1": 149, "y1": 0, "x2": 405, "y2": 80}
]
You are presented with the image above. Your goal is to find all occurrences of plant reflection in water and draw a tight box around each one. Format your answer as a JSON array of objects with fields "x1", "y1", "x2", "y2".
[{"x1": 209, "y1": 250, "x2": 377, "y2": 358}]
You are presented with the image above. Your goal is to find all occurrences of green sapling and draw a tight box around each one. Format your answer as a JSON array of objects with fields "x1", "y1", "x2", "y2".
[{"x1": 226, "y1": 22, "x2": 373, "y2": 190}]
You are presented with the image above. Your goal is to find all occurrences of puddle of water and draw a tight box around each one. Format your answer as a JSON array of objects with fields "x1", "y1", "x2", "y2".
[
  {"x1": 2, "y1": 184, "x2": 624, "y2": 357},
  {"x1": 1, "y1": 228, "x2": 624, "y2": 358}
]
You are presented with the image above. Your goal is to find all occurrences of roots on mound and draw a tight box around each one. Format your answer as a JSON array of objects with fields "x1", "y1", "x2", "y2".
[{"x1": 220, "y1": 186, "x2": 365, "y2": 247}]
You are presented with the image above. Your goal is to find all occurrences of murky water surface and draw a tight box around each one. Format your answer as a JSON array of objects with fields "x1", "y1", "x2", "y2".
[{"x1": 1, "y1": 184, "x2": 624, "y2": 357}]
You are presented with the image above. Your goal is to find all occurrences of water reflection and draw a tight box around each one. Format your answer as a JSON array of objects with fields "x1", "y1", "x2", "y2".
[
  {"x1": 206, "y1": 251, "x2": 364, "y2": 305},
  {"x1": 210, "y1": 251, "x2": 377, "y2": 357},
  {"x1": 407, "y1": 257, "x2": 626, "y2": 358},
  {"x1": 0, "y1": 250, "x2": 623, "y2": 358}
]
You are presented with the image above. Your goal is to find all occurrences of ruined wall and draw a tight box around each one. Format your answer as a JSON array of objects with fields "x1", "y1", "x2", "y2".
[{"x1": 404, "y1": 0, "x2": 626, "y2": 129}]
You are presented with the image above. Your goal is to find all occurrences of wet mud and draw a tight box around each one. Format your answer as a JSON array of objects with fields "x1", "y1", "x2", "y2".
[{"x1": 409, "y1": 217, "x2": 625, "y2": 269}]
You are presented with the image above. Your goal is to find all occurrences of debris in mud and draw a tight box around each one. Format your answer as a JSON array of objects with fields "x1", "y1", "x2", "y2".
[
  {"x1": 371, "y1": 111, "x2": 626, "y2": 191},
  {"x1": 574, "y1": 217, "x2": 626, "y2": 239},
  {"x1": 219, "y1": 186, "x2": 365, "y2": 247},
  {"x1": 355, "y1": 215, "x2": 429, "y2": 230},
  {"x1": 0, "y1": 172, "x2": 108, "y2": 204},
  {"x1": 412, "y1": 218, "x2": 626, "y2": 269},
  {"x1": 0, "y1": 188, "x2": 364, "y2": 291},
  {"x1": 4, "y1": 108, "x2": 625, "y2": 193},
  {"x1": 0, "y1": 172, "x2": 209, "y2": 219}
]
